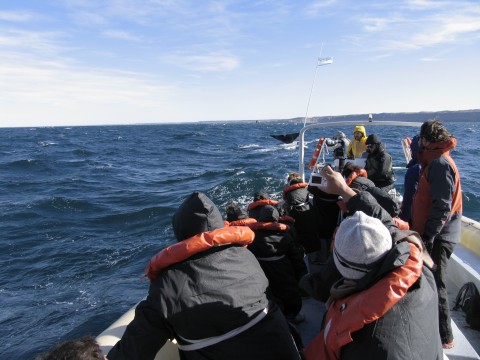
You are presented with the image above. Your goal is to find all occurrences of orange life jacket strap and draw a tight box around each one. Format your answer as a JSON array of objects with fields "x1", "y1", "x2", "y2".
[
  {"x1": 145, "y1": 226, "x2": 255, "y2": 282},
  {"x1": 227, "y1": 218, "x2": 257, "y2": 226},
  {"x1": 247, "y1": 199, "x2": 279, "y2": 211},
  {"x1": 345, "y1": 168, "x2": 368, "y2": 186},
  {"x1": 248, "y1": 222, "x2": 289, "y2": 232},
  {"x1": 282, "y1": 182, "x2": 308, "y2": 199}
]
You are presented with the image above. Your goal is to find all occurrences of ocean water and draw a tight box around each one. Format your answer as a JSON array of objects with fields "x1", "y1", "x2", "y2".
[{"x1": 1, "y1": 120, "x2": 479, "y2": 359}]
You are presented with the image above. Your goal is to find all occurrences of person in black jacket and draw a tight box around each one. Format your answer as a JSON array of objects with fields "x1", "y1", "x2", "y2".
[
  {"x1": 248, "y1": 204, "x2": 307, "y2": 322},
  {"x1": 341, "y1": 162, "x2": 400, "y2": 217},
  {"x1": 364, "y1": 134, "x2": 396, "y2": 191},
  {"x1": 300, "y1": 167, "x2": 442, "y2": 360},
  {"x1": 282, "y1": 173, "x2": 322, "y2": 254},
  {"x1": 107, "y1": 192, "x2": 301, "y2": 360},
  {"x1": 324, "y1": 131, "x2": 350, "y2": 171}
]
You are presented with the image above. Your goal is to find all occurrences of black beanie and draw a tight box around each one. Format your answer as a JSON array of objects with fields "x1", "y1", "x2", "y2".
[{"x1": 365, "y1": 134, "x2": 381, "y2": 145}]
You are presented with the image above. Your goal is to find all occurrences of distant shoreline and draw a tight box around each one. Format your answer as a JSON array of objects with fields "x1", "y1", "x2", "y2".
[
  {"x1": 276, "y1": 109, "x2": 480, "y2": 124},
  {"x1": 2, "y1": 109, "x2": 479, "y2": 129}
]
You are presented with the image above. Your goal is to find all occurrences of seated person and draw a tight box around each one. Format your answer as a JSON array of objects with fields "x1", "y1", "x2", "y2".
[
  {"x1": 282, "y1": 172, "x2": 322, "y2": 254},
  {"x1": 341, "y1": 162, "x2": 400, "y2": 218},
  {"x1": 108, "y1": 192, "x2": 302, "y2": 360},
  {"x1": 247, "y1": 190, "x2": 278, "y2": 220},
  {"x1": 224, "y1": 201, "x2": 256, "y2": 226},
  {"x1": 324, "y1": 131, "x2": 350, "y2": 171},
  {"x1": 248, "y1": 204, "x2": 307, "y2": 323},
  {"x1": 300, "y1": 167, "x2": 442, "y2": 359},
  {"x1": 37, "y1": 336, "x2": 106, "y2": 360},
  {"x1": 346, "y1": 125, "x2": 367, "y2": 159},
  {"x1": 303, "y1": 211, "x2": 442, "y2": 360},
  {"x1": 364, "y1": 134, "x2": 396, "y2": 191}
]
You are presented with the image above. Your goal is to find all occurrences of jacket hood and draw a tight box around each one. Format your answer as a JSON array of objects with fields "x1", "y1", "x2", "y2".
[
  {"x1": 172, "y1": 192, "x2": 224, "y2": 241},
  {"x1": 258, "y1": 205, "x2": 279, "y2": 222},
  {"x1": 417, "y1": 137, "x2": 457, "y2": 167},
  {"x1": 353, "y1": 125, "x2": 366, "y2": 138}
]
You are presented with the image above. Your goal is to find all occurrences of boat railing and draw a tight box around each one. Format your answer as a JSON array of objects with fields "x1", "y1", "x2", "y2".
[{"x1": 298, "y1": 120, "x2": 423, "y2": 181}]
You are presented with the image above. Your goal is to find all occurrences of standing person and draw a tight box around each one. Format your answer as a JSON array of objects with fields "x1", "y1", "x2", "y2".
[
  {"x1": 400, "y1": 134, "x2": 421, "y2": 225},
  {"x1": 364, "y1": 134, "x2": 396, "y2": 191},
  {"x1": 324, "y1": 131, "x2": 350, "y2": 171},
  {"x1": 346, "y1": 125, "x2": 367, "y2": 159},
  {"x1": 411, "y1": 120, "x2": 462, "y2": 349},
  {"x1": 108, "y1": 192, "x2": 301, "y2": 360}
]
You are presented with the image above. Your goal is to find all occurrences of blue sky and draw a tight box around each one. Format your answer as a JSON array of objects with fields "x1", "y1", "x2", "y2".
[{"x1": 1, "y1": 0, "x2": 479, "y2": 127}]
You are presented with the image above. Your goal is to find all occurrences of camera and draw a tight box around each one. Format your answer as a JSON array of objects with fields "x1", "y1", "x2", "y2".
[{"x1": 308, "y1": 165, "x2": 328, "y2": 188}]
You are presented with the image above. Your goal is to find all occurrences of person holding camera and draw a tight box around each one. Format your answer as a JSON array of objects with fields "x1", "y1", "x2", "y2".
[{"x1": 301, "y1": 166, "x2": 442, "y2": 360}]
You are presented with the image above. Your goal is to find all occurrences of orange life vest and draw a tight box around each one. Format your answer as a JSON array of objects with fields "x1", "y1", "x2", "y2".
[
  {"x1": 225, "y1": 218, "x2": 257, "y2": 227},
  {"x1": 145, "y1": 226, "x2": 255, "y2": 282},
  {"x1": 247, "y1": 199, "x2": 279, "y2": 211},
  {"x1": 344, "y1": 168, "x2": 368, "y2": 186},
  {"x1": 412, "y1": 139, "x2": 462, "y2": 235},
  {"x1": 282, "y1": 182, "x2": 309, "y2": 199},
  {"x1": 248, "y1": 222, "x2": 289, "y2": 232},
  {"x1": 304, "y1": 243, "x2": 422, "y2": 360}
]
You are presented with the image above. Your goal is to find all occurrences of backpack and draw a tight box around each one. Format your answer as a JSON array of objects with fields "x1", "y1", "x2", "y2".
[{"x1": 453, "y1": 282, "x2": 480, "y2": 330}]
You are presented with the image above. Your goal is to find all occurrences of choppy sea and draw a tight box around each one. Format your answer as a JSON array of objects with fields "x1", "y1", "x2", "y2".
[{"x1": 1, "y1": 120, "x2": 479, "y2": 359}]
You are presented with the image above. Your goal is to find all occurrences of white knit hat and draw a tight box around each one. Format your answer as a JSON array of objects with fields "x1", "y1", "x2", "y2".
[{"x1": 333, "y1": 211, "x2": 392, "y2": 280}]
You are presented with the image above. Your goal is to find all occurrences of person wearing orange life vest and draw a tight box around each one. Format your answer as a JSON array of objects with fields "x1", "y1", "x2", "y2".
[
  {"x1": 411, "y1": 120, "x2": 462, "y2": 350},
  {"x1": 107, "y1": 192, "x2": 302, "y2": 360},
  {"x1": 248, "y1": 204, "x2": 307, "y2": 323},
  {"x1": 346, "y1": 125, "x2": 367, "y2": 159},
  {"x1": 300, "y1": 167, "x2": 442, "y2": 360},
  {"x1": 341, "y1": 162, "x2": 400, "y2": 219},
  {"x1": 282, "y1": 172, "x2": 322, "y2": 255},
  {"x1": 247, "y1": 190, "x2": 279, "y2": 220},
  {"x1": 224, "y1": 201, "x2": 257, "y2": 227}
]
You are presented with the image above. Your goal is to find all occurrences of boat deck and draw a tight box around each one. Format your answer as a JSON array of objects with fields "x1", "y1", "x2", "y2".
[
  {"x1": 445, "y1": 244, "x2": 480, "y2": 359},
  {"x1": 295, "y1": 243, "x2": 480, "y2": 360},
  {"x1": 298, "y1": 296, "x2": 480, "y2": 360}
]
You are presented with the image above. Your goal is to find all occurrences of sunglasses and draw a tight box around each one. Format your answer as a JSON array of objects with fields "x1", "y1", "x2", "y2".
[{"x1": 366, "y1": 144, "x2": 376, "y2": 148}]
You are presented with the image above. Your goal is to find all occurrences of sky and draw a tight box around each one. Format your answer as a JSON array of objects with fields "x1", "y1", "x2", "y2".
[{"x1": 1, "y1": 0, "x2": 479, "y2": 127}]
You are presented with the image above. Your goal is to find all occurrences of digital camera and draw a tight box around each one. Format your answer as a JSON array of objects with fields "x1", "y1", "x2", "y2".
[{"x1": 308, "y1": 166, "x2": 328, "y2": 188}]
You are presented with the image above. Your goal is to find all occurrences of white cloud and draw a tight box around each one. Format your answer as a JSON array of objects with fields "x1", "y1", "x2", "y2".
[
  {"x1": 162, "y1": 52, "x2": 240, "y2": 72},
  {"x1": 304, "y1": 0, "x2": 338, "y2": 17},
  {"x1": 0, "y1": 50, "x2": 177, "y2": 127},
  {"x1": 0, "y1": 29, "x2": 68, "y2": 56},
  {"x1": 0, "y1": 11, "x2": 35, "y2": 22},
  {"x1": 349, "y1": 1, "x2": 480, "y2": 54},
  {"x1": 101, "y1": 29, "x2": 143, "y2": 42}
]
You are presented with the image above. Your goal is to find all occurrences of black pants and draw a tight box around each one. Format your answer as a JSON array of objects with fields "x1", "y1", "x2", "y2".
[{"x1": 430, "y1": 240, "x2": 456, "y2": 343}]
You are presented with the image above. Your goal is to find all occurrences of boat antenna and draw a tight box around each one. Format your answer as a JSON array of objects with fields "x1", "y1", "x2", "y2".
[{"x1": 302, "y1": 44, "x2": 333, "y2": 127}]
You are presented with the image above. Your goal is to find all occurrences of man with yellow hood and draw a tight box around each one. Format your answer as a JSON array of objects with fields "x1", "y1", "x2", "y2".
[{"x1": 346, "y1": 125, "x2": 367, "y2": 159}]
